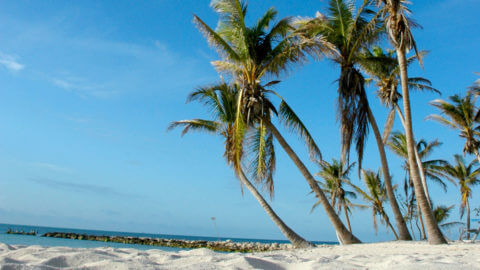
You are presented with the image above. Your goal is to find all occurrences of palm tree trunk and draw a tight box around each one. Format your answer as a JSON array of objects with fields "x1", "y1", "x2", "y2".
[
  {"x1": 382, "y1": 211, "x2": 399, "y2": 240},
  {"x1": 265, "y1": 120, "x2": 361, "y2": 244},
  {"x1": 343, "y1": 205, "x2": 352, "y2": 233},
  {"x1": 466, "y1": 199, "x2": 471, "y2": 240},
  {"x1": 394, "y1": 105, "x2": 432, "y2": 208},
  {"x1": 416, "y1": 202, "x2": 426, "y2": 240},
  {"x1": 237, "y1": 167, "x2": 314, "y2": 248},
  {"x1": 368, "y1": 107, "x2": 412, "y2": 240},
  {"x1": 396, "y1": 48, "x2": 447, "y2": 244}
]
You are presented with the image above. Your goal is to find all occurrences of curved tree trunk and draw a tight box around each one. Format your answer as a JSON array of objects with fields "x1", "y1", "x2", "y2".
[
  {"x1": 237, "y1": 168, "x2": 314, "y2": 248},
  {"x1": 368, "y1": 107, "x2": 412, "y2": 240},
  {"x1": 265, "y1": 120, "x2": 361, "y2": 244},
  {"x1": 416, "y1": 202, "x2": 426, "y2": 240},
  {"x1": 395, "y1": 105, "x2": 432, "y2": 208},
  {"x1": 466, "y1": 199, "x2": 471, "y2": 240},
  {"x1": 396, "y1": 49, "x2": 447, "y2": 244},
  {"x1": 383, "y1": 213, "x2": 400, "y2": 240},
  {"x1": 343, "y1": 205, "x2": 352, "y2": 233}
]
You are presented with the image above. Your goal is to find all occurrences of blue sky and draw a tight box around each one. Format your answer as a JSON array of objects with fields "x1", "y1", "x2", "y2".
[{"x1": 0, "y1": 0, "x2": 479, "y2": 242}]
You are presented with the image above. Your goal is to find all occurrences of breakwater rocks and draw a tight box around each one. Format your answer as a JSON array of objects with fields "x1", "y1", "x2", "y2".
[
  {"x1": 6, "y1": 229, "x2": 37, "y2": 236},
  {"x1": 41, "y1": 232, "x2": 293, "y2": 252}
]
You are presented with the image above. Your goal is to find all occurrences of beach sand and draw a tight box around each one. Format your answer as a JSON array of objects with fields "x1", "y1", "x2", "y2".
[{"x1": 0, "y1": 241, "x2": 479, "y2": 269}]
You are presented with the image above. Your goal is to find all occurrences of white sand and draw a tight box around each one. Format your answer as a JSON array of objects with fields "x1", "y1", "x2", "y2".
[{"x1": 0, "y1": 241, "x2": 479, "y2": 269}]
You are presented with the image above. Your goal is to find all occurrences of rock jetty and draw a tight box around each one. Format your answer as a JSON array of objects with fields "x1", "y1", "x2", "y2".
[
  {"x1": 41, "y1": 232, "x2": 293, "y2": 252},
  {"x1": 6, "y1": 229, "x2": 37, "y2": 236}
]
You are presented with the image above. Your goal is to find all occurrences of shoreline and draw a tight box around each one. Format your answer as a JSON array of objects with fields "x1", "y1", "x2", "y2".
[{"x1": 1, "y1": 241, "x2": 479, "y2": 269}]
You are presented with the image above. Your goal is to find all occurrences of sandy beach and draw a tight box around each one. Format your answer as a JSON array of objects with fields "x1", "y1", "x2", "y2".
[{"x1": 1, "y1": 241, "x2": 479, "y2": 269}]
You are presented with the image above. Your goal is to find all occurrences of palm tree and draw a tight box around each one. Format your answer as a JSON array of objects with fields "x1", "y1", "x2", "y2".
[
  {"x1": 430, "y1": 155, "x2": 480, "y2": 240},
  {"x1": 428, "y1": 93, "x2": 480, "y2": 164},
  {"x1": 349, "y1": 169, "x2": 399, "y2": 239},
  {"x1": 194, "y1": 0, "x2": 360, "y2": 244},
  {"x1": 315, "y1": 159, "x2": 364, "y2": 232},
  {"x1": 387, "y1": 131, "x2": 451, "y2": 239},
  {"x1": 359, "y1": 46, "x2": 440, "y2": 207},
  {"x1": 387, "y1": 132, "x2": 451, "y2": 194},
  {"x1": 376, "y1": 0, "x2": 447, "y2": 244},
  {"x1": 168, "y1": 82, "x2": 313, "y2": 248},
  {"x1": 296, "y1": 0, "x2": 411, "y2": 240}
]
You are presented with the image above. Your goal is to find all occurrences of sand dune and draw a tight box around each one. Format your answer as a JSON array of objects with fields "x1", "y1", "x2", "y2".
[{"x1": 1, "y1": 241, "x2": 479, "y2": 269}]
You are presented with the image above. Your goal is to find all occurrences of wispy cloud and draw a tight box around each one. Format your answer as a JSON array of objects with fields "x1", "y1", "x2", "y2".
[
  {"x1": 0, "y1": 52, "x2": 24, "y2": 71},
  {"x1": 51, "y1": 76, "x2": 118, "y2": 99},
  {"x1": 30, "y1": 162, "x2": 72, "y2": 173},
  {"x1": 29, "y1": 177, "x2": 140, "y2": 198}
]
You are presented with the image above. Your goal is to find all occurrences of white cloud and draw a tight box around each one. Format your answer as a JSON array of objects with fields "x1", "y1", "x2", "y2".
[
  {"x1": 31, "y1": 162, "x2": 72, "y2": 173},
  {"x1": 51, "y1": 76, "x2": 118, "y2": 99},
  {"x1": 52, "y1": 78, "x2": 74, "y2": 89},
  {"x1": 0, "y1": 53, "x2": 24, "y2": 71}
]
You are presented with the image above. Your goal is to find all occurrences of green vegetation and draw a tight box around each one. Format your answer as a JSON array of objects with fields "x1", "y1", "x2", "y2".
[{"x1": 170, "y1": 0, "x2": 480, "y2": 246}]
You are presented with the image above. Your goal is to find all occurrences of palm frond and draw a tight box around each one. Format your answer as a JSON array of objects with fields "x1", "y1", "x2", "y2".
[
  {"x1": 279, "y1": 100, "x2": 322, "y2": 162},
  {"x1": 193, "y1": 15, "x2": 240, "y2": 61},
  {"x1": 167, "y1": 119, "x2": 221, "y2": 137}
]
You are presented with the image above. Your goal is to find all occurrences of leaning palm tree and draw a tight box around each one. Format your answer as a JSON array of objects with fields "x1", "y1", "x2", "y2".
[
  {"x1": 295, "y1": 0, "x2": 411, "y2": 240},
  {"x1": 430, "y1": 155, "x2": 480, "y2": 240},
  {"x1": 428, "y1": 93, "x2": 480, "y2": 164},
  {"x1": 359, "y1": 46, "x2": 440, "y2": 207},
  {"x1": 387, "y1": 131, "x2": 451, "y2": 239},
  {"x1": 376, "y1": 0, "x2": 447, "y2": 244},
  {"x1": 168, "y1": 82, "x2": 312, "y2": 248},
  {"x1": 350, "y1": 169, "x2": 399, "y2": 239},
  {"x1": 194, "y1": 0, "x2": 360, "y2": 243},
  {"x1": 315, "y1": 159, "x2": 363, "y2": 232}
]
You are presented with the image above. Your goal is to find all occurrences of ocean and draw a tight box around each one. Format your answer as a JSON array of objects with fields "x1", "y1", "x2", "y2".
[{"x1": 0, "y1": 223, "x2": 337, "y2": 251}]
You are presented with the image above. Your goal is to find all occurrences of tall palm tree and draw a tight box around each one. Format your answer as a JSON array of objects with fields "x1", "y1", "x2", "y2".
[
  {"x1": 168, "y1": 82, "x2": 313, "y2": 248},
  {"x1": 431, "y1": 155, "x2": 480, "y2": 240},
  {"x1": 194, "y1": 0, "x2": 360, "y2": 244},
  {"x1": 387, "y1": 131, "x2": 451, "y2": 239},
  {"x1": 428, "y1": 93, "x2": 480, "y2": 164},
  {"x1": 295, "y1": 0, "x2": 411, "y2": 240},
  {"x1": 376, "y1": 0, "x2": 447, "y2": 244},
  {"x1": 359, "y1": 46, "x2": 440, "y2": 207},
  {"x1": 315, "y1": 159, "x2": 364, "y2": 232},
  {"x1": 349, "y1": 169, "x2": 399, "y2": 239}
]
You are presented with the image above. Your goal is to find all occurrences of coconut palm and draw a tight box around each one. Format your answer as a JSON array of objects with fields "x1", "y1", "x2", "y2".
[
  {"x1": 430, "y1": 155, "x2": 480, "y2": 239},
  {"x1": 375, "y1": 0, "x2": 447, "y2": 244},
  {"x1": 315, "y1": 159, "x2": 364, "y2": 232},
  {"x1": 387, "y1": 131, "x2": 451, "y2": 239},
  {"x1": 349, "y1": 169, "x2": 399, "y2": 239},
  {"x1": 359, "y1": 46, "x2": 440, "y2": 207},
  {"x1": 194, "y1": 0, "x2": 360, "y2": 244},
  {"x1": 295, "y1": 0, "x2": 411, "y2": 240},
  {"x1": 387, "y1": 132, "x2": 451, "y2": 193},
  {"x1": 168, "y1": 82, "x2": 313, "y2": 248},
  {"x1": 428, "y1": 93, "x2": 480, "y2": 164},
  {"x1": 433, "y1": 205, "x2": 463, "y2": 229}
]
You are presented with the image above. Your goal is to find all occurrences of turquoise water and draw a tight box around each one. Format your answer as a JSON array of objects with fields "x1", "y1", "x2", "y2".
[{"x1": 0, "y1": 223, "x2": 336, "y2": 251}]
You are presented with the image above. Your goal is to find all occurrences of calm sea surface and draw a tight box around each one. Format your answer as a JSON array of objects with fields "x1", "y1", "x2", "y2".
[{"x1": 0, "y1": 223, "x2": 336, "y2": 251}]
